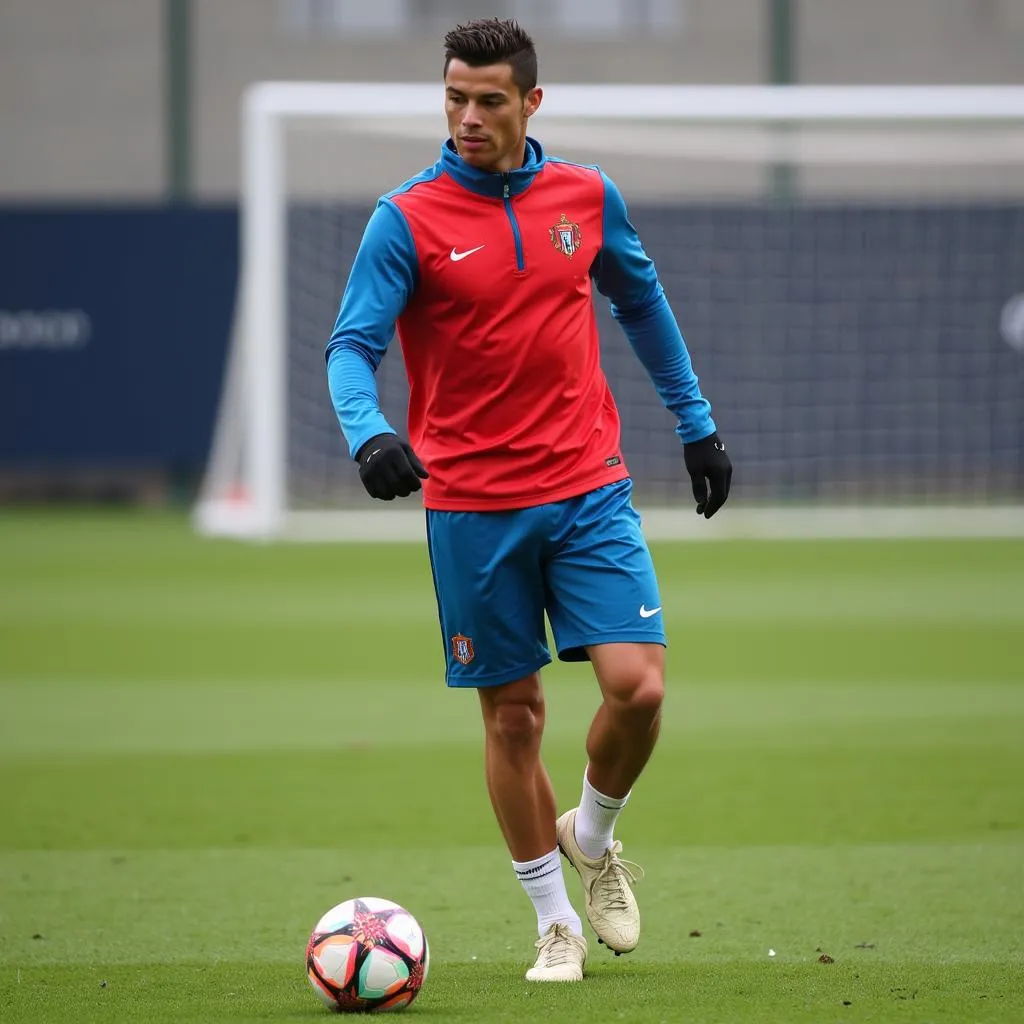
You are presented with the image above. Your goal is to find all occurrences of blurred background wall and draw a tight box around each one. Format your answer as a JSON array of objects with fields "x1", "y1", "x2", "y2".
[
  {"x1": 1, "y1": 1, "x2": 1022, "y2": 506},
  {"x1": 3, "y1": 0, "x2": 1023, "y2": 201}
]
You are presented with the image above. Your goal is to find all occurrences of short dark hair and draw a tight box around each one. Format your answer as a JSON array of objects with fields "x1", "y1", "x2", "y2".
[{"x1": 443, "y1": 18, "x2": 537, "y2": 95}]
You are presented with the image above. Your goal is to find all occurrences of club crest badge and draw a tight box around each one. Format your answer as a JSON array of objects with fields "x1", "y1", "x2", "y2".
[
  {"x1": 451, "y1": 633, "x2": 475, "y2": 665},
  {"x1": 549, "y1": 213, "x2": 582, "y2": 260}
]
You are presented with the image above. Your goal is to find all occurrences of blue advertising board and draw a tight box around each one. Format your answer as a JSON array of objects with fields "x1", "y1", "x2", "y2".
[{"x1": 0, "y1": 206, "x2": 237, "y2": 471}]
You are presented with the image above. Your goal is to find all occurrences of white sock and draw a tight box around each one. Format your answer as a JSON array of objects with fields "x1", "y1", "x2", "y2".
[
  {"x1": 512, "y1": 848, "x2": 583, "y2": 938},
  {"x1": 574, "y1": 770, "x2": 629, "y2": 859}
]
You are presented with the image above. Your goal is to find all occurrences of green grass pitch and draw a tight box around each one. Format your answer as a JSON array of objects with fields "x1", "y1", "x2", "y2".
[{"x1": 1, "y1": 509, "x2": 1022, "y2": 1023}]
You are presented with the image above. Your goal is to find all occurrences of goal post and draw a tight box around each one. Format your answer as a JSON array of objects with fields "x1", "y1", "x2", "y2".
[{"x1": 194, "y1": 83, "x2": 1024, "y2": 541}]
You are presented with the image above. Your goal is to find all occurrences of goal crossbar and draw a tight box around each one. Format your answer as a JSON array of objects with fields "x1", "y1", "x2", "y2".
[{"x1": 248, "y1": 82, "x2": 1024, "y2": 121}]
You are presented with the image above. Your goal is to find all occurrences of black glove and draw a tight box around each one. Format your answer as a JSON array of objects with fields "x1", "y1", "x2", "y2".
[
  {"x1": 683, "y1": 432, "x2": 732, "y2": 519},
  {"x1": 356, "y1": 433, "x2": 429, "y2": 501}
]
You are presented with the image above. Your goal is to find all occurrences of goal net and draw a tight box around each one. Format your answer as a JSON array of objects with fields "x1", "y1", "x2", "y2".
[{"x1": 195, "y1": 84, "x2": 1024, "y2": 540}]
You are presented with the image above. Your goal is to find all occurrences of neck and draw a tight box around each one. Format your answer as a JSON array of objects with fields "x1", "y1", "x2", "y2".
[{"x1": 487, "y1": 137, "x2": 528, "y2": 174}]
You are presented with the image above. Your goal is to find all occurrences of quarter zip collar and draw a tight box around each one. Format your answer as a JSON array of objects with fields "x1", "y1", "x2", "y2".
[{"x1": 440, "y1": 136, "x2": 545, "y2": 198}]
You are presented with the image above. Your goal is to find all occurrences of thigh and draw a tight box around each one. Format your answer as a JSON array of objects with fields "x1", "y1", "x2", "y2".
[
  {"x1": 476, "y1": 671, "x2": 545, "y2": 725},
  {"x1": 426, "y1": 508, "x2": 551, "y2": 688},
  {"x1": 544, "y1": 479, "x2": 666, "y2": 662}
]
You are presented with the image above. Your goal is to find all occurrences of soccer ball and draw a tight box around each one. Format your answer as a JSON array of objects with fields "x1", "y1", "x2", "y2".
[{"x1": 306, "y1": 897, "x2": 429, "y2": 1013}]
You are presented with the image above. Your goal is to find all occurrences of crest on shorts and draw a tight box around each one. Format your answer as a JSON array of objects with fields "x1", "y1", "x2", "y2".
[
  {"x1": 451, "y1": 633, "x2": 475, "y2": 665},
  {"x1": 549, "y1": 213, "x2": 582, "y2": 260}
]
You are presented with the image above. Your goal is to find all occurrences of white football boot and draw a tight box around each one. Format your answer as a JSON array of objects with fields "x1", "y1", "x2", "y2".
[
  {"x1": 556, "y1": 808, "x2": 644, "y2": 954},
  {"x1": 524, "y1": 923, "x2": 588, "y2": 982}
]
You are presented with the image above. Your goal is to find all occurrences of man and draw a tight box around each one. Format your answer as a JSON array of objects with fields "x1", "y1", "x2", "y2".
[{"x1": 326, "y1": 18, "x2": 731, "y2": 983}]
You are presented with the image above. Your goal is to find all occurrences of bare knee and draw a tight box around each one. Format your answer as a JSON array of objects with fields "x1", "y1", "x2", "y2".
[
  {"x1": 479, "y1": 674, "x2": 545, "y2": 753},
  {"x1": 590, "y1": 644, "x2": 665, "y2": 724},
  {"x1": 608, "y1": 669, "x2": 664, "y2": 723},
  {"x1": 491, "y1": 702, "x2": 544, "y2": 752}
]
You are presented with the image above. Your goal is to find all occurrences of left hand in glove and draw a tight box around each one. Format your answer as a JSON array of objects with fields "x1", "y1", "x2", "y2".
[{"x1": 683, "y1": 432, "x2": 732, "y2": 519}]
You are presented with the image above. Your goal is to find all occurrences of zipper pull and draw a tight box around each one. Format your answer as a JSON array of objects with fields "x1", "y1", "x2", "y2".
[{"x1": 502, "y1": 173, "x2": 510, "y2": 199}]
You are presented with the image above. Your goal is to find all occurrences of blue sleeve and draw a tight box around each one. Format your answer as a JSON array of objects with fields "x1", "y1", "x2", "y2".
[
  {"x1": 590, "y1": 170, "x2": 716, "y2": 444},
  {"x1": 325, "y1": 198, "x2": 418, "y2": 459}
]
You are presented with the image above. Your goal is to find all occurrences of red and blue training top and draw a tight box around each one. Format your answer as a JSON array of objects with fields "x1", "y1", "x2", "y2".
[{"x1": 326, "y1": 137, "x2": 715, "y2": 512}]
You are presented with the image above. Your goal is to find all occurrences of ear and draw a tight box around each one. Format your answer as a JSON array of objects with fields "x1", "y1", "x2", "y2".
[{"x1": 524, "y1": 86, "x2": 543, "y2": 119}]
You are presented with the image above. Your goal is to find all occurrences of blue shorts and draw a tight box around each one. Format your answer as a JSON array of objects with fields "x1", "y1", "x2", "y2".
[{"x1": 425, "y1": 479, "x2": 665, "y2": 688}]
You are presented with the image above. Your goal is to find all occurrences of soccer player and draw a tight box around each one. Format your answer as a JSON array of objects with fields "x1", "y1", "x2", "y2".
[{"x1": 326, "y1": 18, "x2": 731, "y2": 982}]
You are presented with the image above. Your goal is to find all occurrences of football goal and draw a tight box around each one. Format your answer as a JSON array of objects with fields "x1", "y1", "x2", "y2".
[{"x1": 194, "y1": 83, "x2": 1024, "y2": 541}]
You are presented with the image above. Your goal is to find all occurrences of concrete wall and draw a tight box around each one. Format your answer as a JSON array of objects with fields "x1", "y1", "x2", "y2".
[
  {"x1": 800, "y1": 0, "x2": 1024, "y2": 84},
  {"x1": 1, "y1": 0, "x2": 1022, "y2": 199},
  {"x1": 0, "y1": 0, "x2": 164, "y2": 198}
]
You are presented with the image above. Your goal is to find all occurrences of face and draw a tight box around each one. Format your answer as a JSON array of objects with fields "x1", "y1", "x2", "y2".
[{"x1": 444, "y1": 58, "x2": 542, "y2": 173}]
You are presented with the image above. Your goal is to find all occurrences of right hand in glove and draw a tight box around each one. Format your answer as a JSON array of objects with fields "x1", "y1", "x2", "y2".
[{"x1": 356, "y1": 433, "x2": 429, "y2": 501}]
